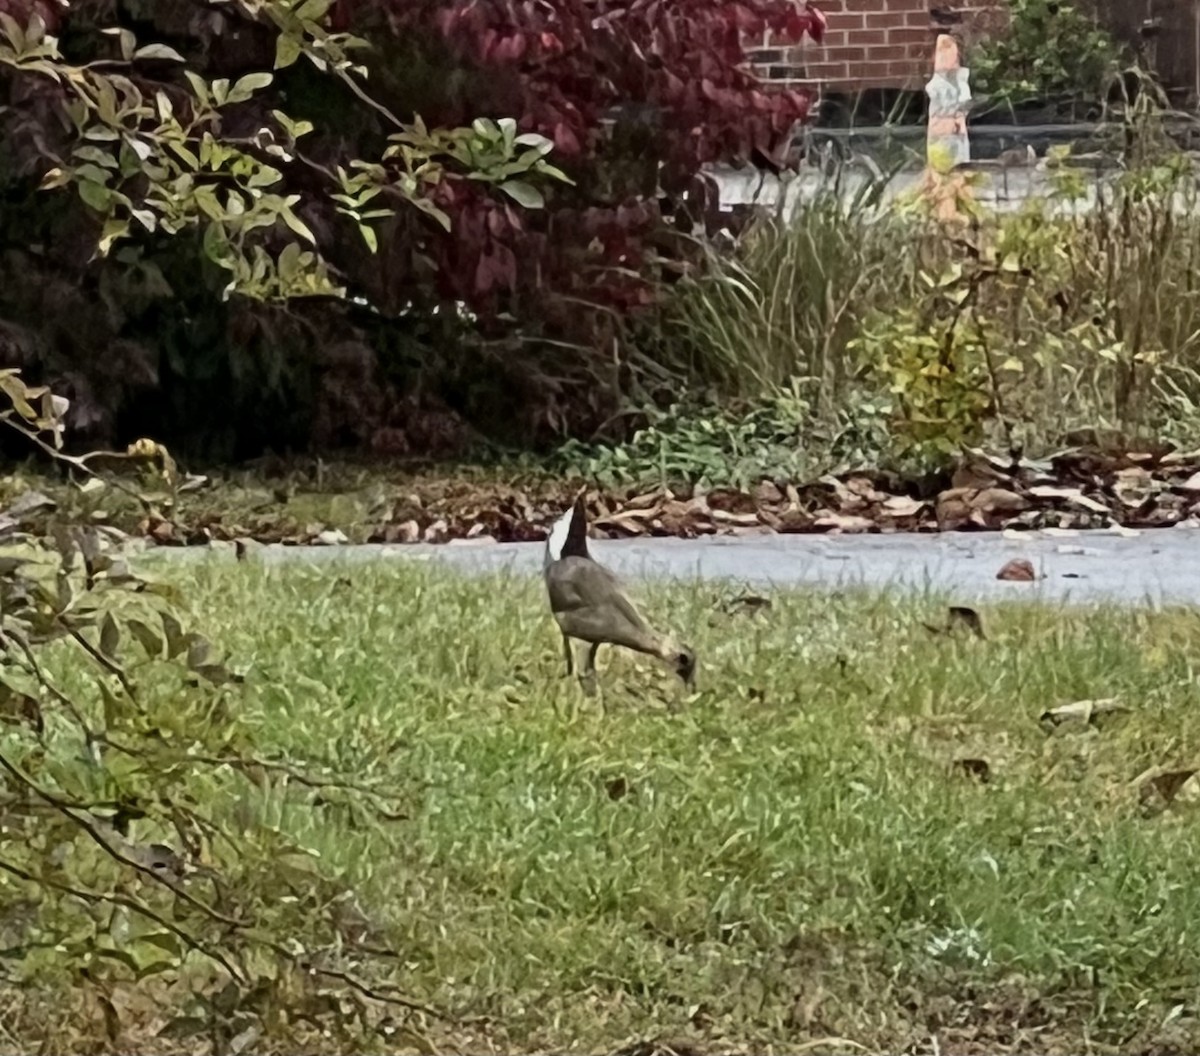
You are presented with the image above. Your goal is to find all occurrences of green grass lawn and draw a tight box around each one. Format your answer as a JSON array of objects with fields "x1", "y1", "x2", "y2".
[{"x1": 44, "y1": 558, "x2": 1200, "y2": 1053}]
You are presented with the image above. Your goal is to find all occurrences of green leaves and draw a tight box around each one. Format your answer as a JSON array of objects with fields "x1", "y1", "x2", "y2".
[
  {"x1": 971, "y1": 0, "x2": 1123, "y2": 104},
  {"x1": 499, "y1": 179, "x2": 544, "y2": 208},
  {"x1": 0, "y1": 374, "x2": 419, "y2": 1052},
  {"x1": 10, "y1": 0, "x2": 571, "y2": 305},
  {"x1": 133, "y1": 43, "x2": 185, "y2": 63}
]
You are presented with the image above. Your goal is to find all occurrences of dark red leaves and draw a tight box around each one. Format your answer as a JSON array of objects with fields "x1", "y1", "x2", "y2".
[
  {"x1": 345, "y1": 0, "x2": 822, "y2": 334},
  {"x1": 0, "y1": 0, "x2": 64, "y2": 34}
]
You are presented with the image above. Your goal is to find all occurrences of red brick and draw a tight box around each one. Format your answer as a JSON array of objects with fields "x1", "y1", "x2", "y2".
[
  {"x1": 804, "y1": 61, "x2": 851, "y2": 78},
  {"x1": 870, "y1": 44, "x2": 912, "y2": 60},
  {"x1": 870, "y1": 11, "x2": 913, "y2": 29},
  {"x1": 826, "y1": 11, "x2": 865, "y2": 30},
  {"x1": 853, "y1": 28, "x2": 889, "y2": 44},
  {"x1": 887, "y1": 26, "x2": 934, "y2": 44},
  {"x1": 823, "y1": 45, "x2": 868, "y2": 61}
]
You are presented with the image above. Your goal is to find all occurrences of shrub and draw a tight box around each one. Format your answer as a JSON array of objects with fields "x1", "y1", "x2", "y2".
[
  {"x1": 970, "y1": 0, "x2": 1125, "y2": 108},
  {"x1": 0, "y1": 372, "x2": 413, "y2": 1050},
  {"x1": 0, "y1": 0, "x2": 827, "y2": 456}
]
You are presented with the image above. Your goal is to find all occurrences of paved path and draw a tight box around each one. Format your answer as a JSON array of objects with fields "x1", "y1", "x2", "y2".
[
  {"x1": 158, "y1": 527, "x2": 1200, "y2": 607},
  {"x1": 708, "y1": 162, "x2": 1195, "y2": 219}
]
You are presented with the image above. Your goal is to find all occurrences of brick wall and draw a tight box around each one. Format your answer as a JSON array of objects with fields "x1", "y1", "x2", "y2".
[{"x1": 746, "y1": 1, "x2": 1006, "y2": 92}]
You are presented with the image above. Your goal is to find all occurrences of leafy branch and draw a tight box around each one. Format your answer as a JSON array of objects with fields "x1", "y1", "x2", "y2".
[
  {"x1": 0, "y1": 369, "x2": 435, "y2": 1049},
  {"x1": 0, "y1": 4, "x2": 571, "y2": 301}
]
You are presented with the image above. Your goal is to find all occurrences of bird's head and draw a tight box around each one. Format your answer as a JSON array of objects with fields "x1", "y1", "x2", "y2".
[{"x1": 673, "y1": 645, "x2": 697, "y2": 689}]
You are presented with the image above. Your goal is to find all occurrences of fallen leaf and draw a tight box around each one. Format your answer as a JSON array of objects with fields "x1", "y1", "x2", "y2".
[
  {"x1": 881, "y1": 495, "x2": 927, "y2": 517},
  {"x1": 971, "y1": 486, "x2": 1029, "y2": 515},
  {"x1": 1040, "y1": 698, "x2": 1129, "y2": 728},
  {"x1": 722, "y1": 593, "x2": 772, "y2": 616},
  {"x1": 947, "y1": 606, "x2": 986, "y2": 638},
  {"x1": 149, "y1": 519, "x2": 175, "y2": 544},
  {"x1": 1028, "y1": 484, "x2": 1111, "y2": 514},
  {"x1": 813, "y1": 513, "x2": 875, "y2": 533},
  {"x1": 951, "y1": 758, "x2": 991, "y2": 783},
  {"x1": 177, "y1": 473, "x2": 209, "y2": 494},
  {"x1": 996, "y1": 558, "x2": 1038, "y2": 582},
  {"x1": 605, "y1": 776, "x2": 630, "y2": 801},
  {"x1": 754, "y1": 480, "x2": 785, "y2": 504},
  {"x1": 710, "y1": 509, "x2": 762, "y2": 528},
  {"x1": 384, "y1": 520, "x2": 421, "y2": 543},
  {"x1": 593, "y1": 508, "x2": 653, "y2": 535},
  {"x1": 1135, "y1": 767, "x2": 1199, "y2": 811}
]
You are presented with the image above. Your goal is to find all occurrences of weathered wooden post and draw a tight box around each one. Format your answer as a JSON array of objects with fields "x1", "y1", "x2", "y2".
[{"x1": 921, "y1": 33, "x2": 974, "y2": 221}]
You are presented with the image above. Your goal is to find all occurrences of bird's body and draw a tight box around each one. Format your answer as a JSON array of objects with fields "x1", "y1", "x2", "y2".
[{"x1": 542, "y1": 497, "x2": 695, "y2": 691}]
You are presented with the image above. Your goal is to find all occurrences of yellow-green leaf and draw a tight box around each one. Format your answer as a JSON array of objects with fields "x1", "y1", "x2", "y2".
[
  {"x1": 98, "y1": 218, "x2": 129, "y2": 254},
  {"x1": 38, "y1": 167, "x2": 69, "y2": 190},
  {"x1": 274, "y1": 33, "x2": 302, "y2": 70},
  {"x1": 134, "y1": 43, "x2": 185, "y2": 62},
  {"x1": 498, "y1": 179, "x2": 544, "y2": 208},
  {"x1": 279, "y1": 207, "x2": 316, "y2": 244},
  {"x1": 78, "y1": 179, "x2": 112, "y2": 212}
]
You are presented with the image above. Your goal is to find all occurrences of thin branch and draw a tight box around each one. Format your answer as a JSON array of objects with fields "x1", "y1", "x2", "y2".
[
  {"x1": 57, "y1": 620, "x2": 138, "y2": 699},
  {"x1": 0, "y1": 855, "x2": 244, "y2": 983},
  {"x1": 99, "y1": 734, "x2": 408, "y2": 816},
  {"x1": 0, "y1": 752, "x2": 250, "y2": 929},
  {"x1": 335, "y1": 68, "x2": 404, "y2": 129},
  {"x1": 0, "y1": 418, "x2": 153, "y2": 508},
  {"x1": 283, "y1": 954, "x2": 447, "y2": 1020}
]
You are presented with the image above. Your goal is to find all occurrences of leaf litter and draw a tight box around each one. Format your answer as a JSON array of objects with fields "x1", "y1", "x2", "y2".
[{"x1": 6, "y1": 440, "x2": 1200, "y2": 549}]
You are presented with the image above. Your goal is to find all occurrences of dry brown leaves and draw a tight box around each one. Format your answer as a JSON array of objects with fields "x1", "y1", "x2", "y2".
[
  {"x1": 27, "y1": 440, "x2": 1200, "y2": 548},
  {"x1": 996, "y1": 558, "x2": 1038, "y2": 582}
]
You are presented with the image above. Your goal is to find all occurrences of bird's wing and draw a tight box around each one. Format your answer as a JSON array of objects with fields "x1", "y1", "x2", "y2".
[{"x1": 546, "y1": 557, "x2": 651, "y2": 633}]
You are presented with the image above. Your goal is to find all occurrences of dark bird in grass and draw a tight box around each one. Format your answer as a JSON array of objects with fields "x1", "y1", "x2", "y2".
[{"x1": 542, "y1": 495, "x2": 696, "y2": 693}]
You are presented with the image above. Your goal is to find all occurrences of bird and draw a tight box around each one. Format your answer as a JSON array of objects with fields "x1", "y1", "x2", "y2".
[{"x1": 542, "y1": 494, "x2": 696, "y2": 695}]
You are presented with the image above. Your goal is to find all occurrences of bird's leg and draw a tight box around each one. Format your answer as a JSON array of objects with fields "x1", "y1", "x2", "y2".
[
  {"x1": 579, "y1": 641, "x2": 600, "y2": 699},
  {"x1": 561, "y1": 632, "x2": 575, "y2": 677}
]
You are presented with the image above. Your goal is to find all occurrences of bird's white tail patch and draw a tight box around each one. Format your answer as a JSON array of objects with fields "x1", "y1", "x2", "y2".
[{"x1": 544, "y1": 504, "x2": 576, "y2": 566}]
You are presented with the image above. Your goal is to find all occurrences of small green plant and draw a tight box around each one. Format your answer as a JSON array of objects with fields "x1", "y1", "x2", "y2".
[
  {"x1": 555, "y1": 387, "x2": 819, "y2": 490},
  {"x1": 852, "y1": 300, "x2": 992, "y2": 470}
]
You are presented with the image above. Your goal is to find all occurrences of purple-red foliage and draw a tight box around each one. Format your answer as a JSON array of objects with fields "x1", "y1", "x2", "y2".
[{"x1": 334, "y1": 0, "x2": 825, "y2": 327}]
